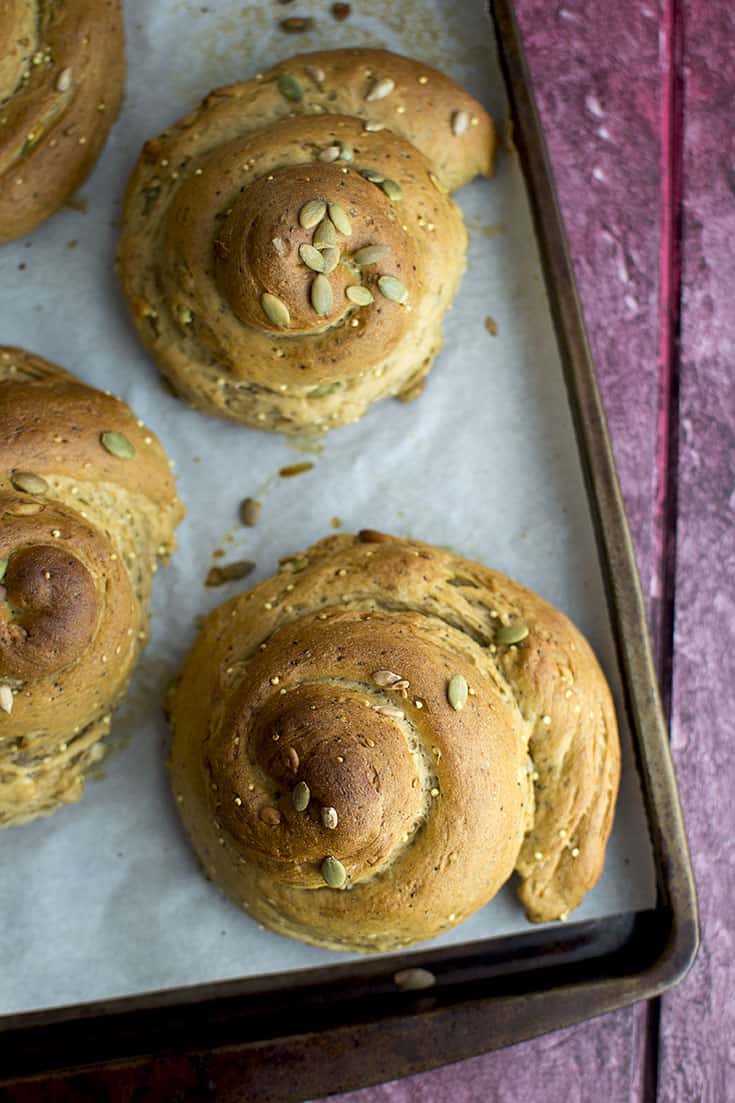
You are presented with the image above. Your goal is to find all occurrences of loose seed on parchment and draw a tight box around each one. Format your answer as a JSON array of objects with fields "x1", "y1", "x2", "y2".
[
  {"x1": 393, "y1": 968, "x2": 436, "y2": 991},
  {"x1": 279, "y1": 16, "x2": 315, "y2": 32},
  {"x1": 239, "y1": 497, "x2": 261, "y2": 526},
  {"x1": 205, "y1": 560, "x2": 255, "y2": 586},
  {"x1": 100, "y1": 431, "x2": 136, "y2": 459}
]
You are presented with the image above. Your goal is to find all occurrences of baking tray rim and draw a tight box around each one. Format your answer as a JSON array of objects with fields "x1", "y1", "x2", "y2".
[{"x1": 0, "y1": 0, "x2": 698, "y2": 1091}]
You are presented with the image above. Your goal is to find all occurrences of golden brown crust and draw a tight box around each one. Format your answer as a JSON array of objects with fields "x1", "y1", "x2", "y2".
[
  {"x1": 0, "y1": 347, "x2": 184, "y2": 828},
  {"x1": 170, "y1": 532, "x2": 620, "y2": 951},
  {"x1": 117, "y1": 48, "x2": 495, "y2": 434},
  {"x1": 0, "y1": 0, "x2": 125, "y2": 242}
]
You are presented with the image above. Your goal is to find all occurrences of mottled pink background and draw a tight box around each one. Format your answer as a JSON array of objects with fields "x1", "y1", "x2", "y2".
[{"x1": 4, "y1": 0, "x2": 733, "y2": 1099}]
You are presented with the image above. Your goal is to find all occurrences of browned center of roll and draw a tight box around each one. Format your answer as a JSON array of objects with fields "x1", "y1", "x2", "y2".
[
  {"x1": 0, "y1": 544, "x2": 98, "y2": 679},
  {"x1": 213, "y1": 163, "x2": 408, "y2": 336}
]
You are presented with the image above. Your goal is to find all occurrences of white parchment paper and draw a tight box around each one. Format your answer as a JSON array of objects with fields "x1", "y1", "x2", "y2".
[{"x1": 0, "y1": 0, "x2": 656, "y2": 1017}]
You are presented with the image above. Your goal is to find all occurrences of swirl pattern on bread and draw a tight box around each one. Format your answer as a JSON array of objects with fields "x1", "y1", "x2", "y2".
[
  {"x1": 0, "y1": 348, "x2": 183, "y2": 828},
  {"x1": 117, "y1": 48, "x2": 495, "y2": 434},
  {"x1": 0, "y1": 1, "x2": 125, "y2": 242},
  {"x1": 169, "y1": 532, "x2": 620, "y2": 951}
]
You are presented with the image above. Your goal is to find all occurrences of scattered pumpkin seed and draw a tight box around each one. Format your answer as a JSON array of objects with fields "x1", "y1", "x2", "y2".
[
  {"x1": 280, "y1": 15, "x2": 314, "y2": 32},
  {"x1": 372, "y1": 670, "x2": 402, "y2": 686},
  {"x1": 353, "y1": 243, "x2": 390, "y2": 265},
  {"x1": 205, "y1": 560, "x2": 255, "y2": 586},
  {"x1": 452, "y1": 110, "x2": 469, "y2": 136},
  {"x1": 292, "y1": 780, "x2": 310, "y2": 812},
  {"x1": 380, "y1": 179, "x2": 402, "y2": 201},
  {"x1": 496, "y1": 619, "x2": 529, "y2": 645},
  {"x1": 321, "y1": 806, "x2": 339, "y2": 830},
  {"x1": 364, "y1": 120, "x2": 384, "y2": 132},
  {"x1": 100, "y1": 431, "x2": 136, "y2": 459},
  {"x1": 239, "y1": 497, "x2": 261, "y2": 526},
  {"x1": 447, "y1": 674, "x2": 468, "y2": 711},
  {"x1": 299, "y1": 242, "x2": 326, "y2": 272},
  {"x1": 360, "y1": 167, "x2": 385, "y2": 183},
  {"x1": 377, "y1": 275, "x2": 408, "y2": 303},
  {"x1": 55, "y1": 67, "x2": 72, "y2": 92},
  {"x1": 311, "y1": 273, "x2": 333, "y2": 315},
  {"x1": 277, "y1": 72, "x2": 303, "y2": 101},
  {"x1": 328, "y1": 201, "x2": 352, "y2": 236},
  {"x1": 272, "y1": 237, "x2": 285, "y2": 254},
  {"x1": 366, "y1": 76, "x2": 395, "y2": 101},
  {"x1": 0, "y1": 685, "x2": 13, "y2": 715},
  {"x1": 312, "y1": 218, "x2": 337, "y2": 248},
  {"x1": 261, "y1": 292, "x2": 290, "y2": 327},
  {"x1": 299, "y1": 198, "x2": 327, "y2": 229},
  {"x1": 321, "y1": 855, "x2": 346, "y2": 888},
  {"x1": 321, "y1": 246, "x2": 340, "y2": 273},
  {"x1": 393, "y1": 968, "x2": 436, "y2": 991},
  {"x1": 0, "y1": 559, "x2": 7, "y2": 583},
  {"x1": 10, "y1": 472, "x2": 48, "y2": 496},
  {"x1": 319, "y1": 145, "x2": 342, "y2": 163},
  {"x1": 338, "y1": 144, "x2": 354, "y2": 162},
  {"x1": 346, "y1": 285, "x2": 373, "y2": 305},
  {"x1": 429, "y1": 172, "x2": 448, "y2": 194},
  {"x1": 5, "y1": 501, "x2": 42, "y2": 516}
]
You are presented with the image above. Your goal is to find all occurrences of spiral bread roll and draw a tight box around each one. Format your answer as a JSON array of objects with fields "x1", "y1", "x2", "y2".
[
  {"x1": 0, "y1": 348, "x2": 183, "y2": 828},
  {"x1": 170, "y1": 532, "x2": 620, "y2": 951},
  {"x1": 117, "y1": 49, "x2": 495, "y2": 434},
  {"x1": 0, "y1": 1, "x2": 125, "y2": 242}
]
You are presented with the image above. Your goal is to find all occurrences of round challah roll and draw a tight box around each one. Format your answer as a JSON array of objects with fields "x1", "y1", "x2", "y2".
[
  {"x1": 0, "y1": 1, "x2": 125, "y2": 242},
  {"x1": 118, "y1": 49, "x2": 495, "y2": 434},
  {"x1": 170, "y1": 531, "x2": 620, "y2": 952},
  {"x1": 0, "y1": 348, "x2": 183, "y2": 828}
]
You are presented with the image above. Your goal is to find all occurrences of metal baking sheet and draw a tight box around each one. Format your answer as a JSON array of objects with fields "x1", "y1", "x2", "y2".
[{"x1": 0, "y1": 0, "x2": 658, "y2": 1022}]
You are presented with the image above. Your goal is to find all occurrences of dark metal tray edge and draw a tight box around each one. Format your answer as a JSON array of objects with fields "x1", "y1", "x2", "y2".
[{"x1": 0, "y1": 1, "x2": 698, "y2": 1096}]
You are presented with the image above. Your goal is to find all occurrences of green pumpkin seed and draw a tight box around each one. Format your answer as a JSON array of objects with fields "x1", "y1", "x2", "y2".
[
  {"x1": 100, "y1": 431, "x2": 136, "y2": 460},
  {"x1": 10, "y1": 472, "x2": 48, "y2": 496},
  {"x1": 272, "y1": 237, "x2": 285, "y2": 254},
  {"x1": 346, "y1": 285, "x2": 374, "y2": 306},
  {"x1": 366, "y1": 76, "x2": 395, "y2": 102},
  {"x1": 0, "y1": 559, "x2": 7, "y2": 583},
  {"x1": 360, "y1": 168, "x2": 385, "y2": 184},
  {"x1": 299, "y1": 242, "x2": 326, "y2": 272},
  {"x1": 452, "y1": 110, "x2": 469, "y2": 136},
  {"x1": 364, "y1": 120, "x2": 384, "y2": 132},
  {"x1": 319, "y1": 145, "x2": 342, "y2": 163},
  {"x1": 311, "y1": 274, "x2": 333, "y2": 316},
  {"x1": 321, "y1": 246, "x2": 340, "y2": 273},
  {"x1": 299, "y1": 198, "x2": 327, "y2": 229},
  {"x1": 338, "y1": 144, "x2": 354, "y2": 162},
  {"x1": 312, "y1": 218, "x2": 337, "y2": 249},
  {"x1": 292, "y1": 780, "x2": 310, "y2": 812},
  {"x1": 353, "y1": 244, "x2": 390, "y2": 265},
  {"x1": 496, "y1": 619, "x2": 529, "y2": 645},
  {"x1": 261, "y1": 292, "x2": 290, "y2": 327},
  {"x1": 447, "y1": 673, "x2": 468, "y2": 711},
  {"x1": 0, "y1": 685, "x2": 13, "y2": 715},
  {"x1": 321, "y1": 855, "x2": 346, "y2": 888},
  {"x1": 277, "y1": 72, "x2": 303, "y2": 101},
  {"x1": 377, "y1": 275, "x2": 408, "y2": 304},
  {"x1": 328, "y1": 201, "x2": 352, "y2": 236},
  {"x1": 321, "y1": 806, "x2": 338, "y2": 830},
  {"x1": 372, "y1": 670, "x2": 402, "y2": 686},
  {"x1": 380, "y1": 179, "x2": 402, "y2": 201},
  {"x1": 55, "y1": 67, "x2": 72, "y2": 93}
]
